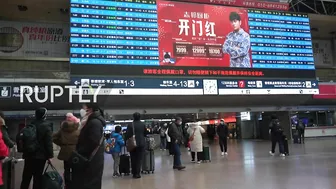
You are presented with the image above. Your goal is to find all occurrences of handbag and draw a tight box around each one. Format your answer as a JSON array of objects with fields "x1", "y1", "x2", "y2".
[
  {"x1": 42, "y1": 160, "x2": 63, "y2": 189},
  {"x1": 69, "y1": 134, "x2": 104, "y2": 169},
  {"x1": 126, "y1": 123, "x2": 137, "y2": 152},
  {"x1": 189, "y1": 129, "x2": 196, "y2": 142}
]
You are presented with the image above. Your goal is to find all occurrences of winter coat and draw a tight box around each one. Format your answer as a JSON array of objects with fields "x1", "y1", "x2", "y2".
[
  {"x1": 125, "y1": 121, "x2": 147, "y2": 148},
  {"x1": 52, "y1": 121, "x2": 80, "y2": 161},
  {"x1": 217, "y1": 123, "x2": 229, "y2": 139},
  {"x1": 107, "y1": 133, "x2": 125, "y2": 154},
  {"x1": 187, "y1": 124, "x2": 205, "y2": 152},
  {"x1": 0, "y1": 129, "x2": 9, "y2": 185},
  {"x1": 22, "y1": 119, "x2": 54, "y2": 160},
  {"x1": 69, "y1": 110, "x2": 105, "y2": 189},
  {"x1": 168, "y1": 122, "x2": 184, "y2": 144}
]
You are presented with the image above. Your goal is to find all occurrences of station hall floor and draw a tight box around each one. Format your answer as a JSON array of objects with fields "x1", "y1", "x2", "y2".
[{"x1": 18, "y1": 138, "x2": 336, "y2": 189}]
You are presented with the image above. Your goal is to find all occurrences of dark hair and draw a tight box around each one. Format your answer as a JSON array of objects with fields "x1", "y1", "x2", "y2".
[
  {"x1": 0, "y1": 111, "x2": 4, "y2": 119},
  {"x1": 85, "y1": 103, "x2": 100, "y2": 111},
  {"x1": 105, "y1": 133, "x2": 111, "y2": 138},
  {"x1": 229, "y1": 12, "x2": 241, "y2": 22},
  {"x1": 175, "y1": 117, "x2": 182, "y2": 121},
  {"x1": 133, "y1": 112, "x2": 141, "y2": 121},
  {"x1": 115, "y1": 126, "x2": 122, "y2": 133}
]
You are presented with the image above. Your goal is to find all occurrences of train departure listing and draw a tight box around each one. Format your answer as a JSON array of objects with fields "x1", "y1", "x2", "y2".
[{"x1": 70, "y1": 0, "x2": 159, "y2": 65}]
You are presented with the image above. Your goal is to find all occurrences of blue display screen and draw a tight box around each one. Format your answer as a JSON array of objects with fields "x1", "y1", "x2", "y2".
[
  {"x1": 69, "y1": 0, "x2": 316, "y2": 78},
  {"x1": 248, "y1": 10, "x2": 314, "y2": 70},
  {"x1": 70, "y1": 0, "x2": 159, "y2": 66}
]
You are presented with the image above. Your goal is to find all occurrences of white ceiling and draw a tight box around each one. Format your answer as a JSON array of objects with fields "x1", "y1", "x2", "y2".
[{"x1": 0, "y1": 0, "x2": 336, "y2": 38}]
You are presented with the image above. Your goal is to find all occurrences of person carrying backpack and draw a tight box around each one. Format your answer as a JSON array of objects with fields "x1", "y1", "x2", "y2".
[
  {"x1": 107, "y1": 126, "x2": 125, "y2": 177},
  {"x1": 19, "y1": 107, "x2": 54, "y2": 189},
  {"x1": 269, "y1": 115, "x2": 285, "y2": 157}
]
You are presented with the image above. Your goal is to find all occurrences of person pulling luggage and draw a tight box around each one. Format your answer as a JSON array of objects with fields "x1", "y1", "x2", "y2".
[{"x1": 187, "y1": 122, "x2": 205, "y2": 164}]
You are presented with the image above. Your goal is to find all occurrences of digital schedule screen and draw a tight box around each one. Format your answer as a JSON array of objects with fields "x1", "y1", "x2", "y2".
[{"x1": 70, "y1": 0, "x2": 316, "y2": 79}]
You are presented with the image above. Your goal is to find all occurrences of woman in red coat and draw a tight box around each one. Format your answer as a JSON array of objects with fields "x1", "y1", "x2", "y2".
[{"x1": 0, "y1": 117, "x2": 9, "y2": 187}]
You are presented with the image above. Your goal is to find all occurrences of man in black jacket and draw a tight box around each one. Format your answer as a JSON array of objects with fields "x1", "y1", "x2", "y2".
[
  {"x1": 168, "y1": 117, "x2": 185, "y2": 170},
  {"x1": 126, "y1": 112, "x2": 147, "y2": 179},
  {"x1": 217, "y1": 119, "x2": 229, "y2": 156},
  {"x1": 296, "y1": 119, "x2": 305, "y2": 144},
  {"x1": 20, "y1": 107, "x2": 54, "y2": 189},
  {"x1": 269, "y1": 115, "x2": 285, "y2": 157}
]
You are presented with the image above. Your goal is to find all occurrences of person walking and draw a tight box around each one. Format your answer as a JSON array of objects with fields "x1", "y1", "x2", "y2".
[
  {"x1": 217, "y1": 119, "x2": 229, "y2": 156},
  {"x1": 168, "y1": 117, "x2": 186, "y2": 170},
  {"x1": 296, "y1": 120, "x2": 305, "y2": 144},
  {"x1": 187, "y1": 122, "x2": 205, "y2": 164},
  {"x1": 20, "y1": 107, "x2": 54, "y2": 189},
  {"x1": 269, "y1": 115, "x2": 285, "y2": 157},
  {"x1": 68, "y1": 103, "x2": 105, "y2": 189},
  {"x1": 125, "y1": 112, "x2": 146, "y2": 179}
]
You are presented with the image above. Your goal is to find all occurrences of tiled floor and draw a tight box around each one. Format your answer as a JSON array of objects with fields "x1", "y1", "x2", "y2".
[
  {"x1": 101, "y1": 138, "x2": 336, "y2": 189},
  {"x1": 14, "y1": 138, "x2": 336, "y2": 189}
]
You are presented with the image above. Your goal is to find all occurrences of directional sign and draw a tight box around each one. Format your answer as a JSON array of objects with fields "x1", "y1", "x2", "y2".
[{"x1": 0, "y1": 86, "x2": 11, "y2": 98}]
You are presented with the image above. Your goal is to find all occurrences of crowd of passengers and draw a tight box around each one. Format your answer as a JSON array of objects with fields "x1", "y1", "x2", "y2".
[{"x1": 0, "y1": 104, "x2": 305, "y2": 189}]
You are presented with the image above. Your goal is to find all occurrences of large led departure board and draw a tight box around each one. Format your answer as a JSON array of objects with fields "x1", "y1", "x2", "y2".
[
  {"x1": 248, "y1": 10, "x2": 314, "y2": 69},
  {"x1": 70, "y1": 0, "x2": 159, "y2": 65},
  {"x1": 70, "y1": 0, "x2": 316, "y2": 79}
]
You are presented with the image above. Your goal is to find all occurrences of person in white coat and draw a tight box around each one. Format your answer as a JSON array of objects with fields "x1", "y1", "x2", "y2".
[
  {"x1": 165, "y1": 124, "x2": 174, "y2": 156},
  {"x1": 187, "y1": 122, "x2": 205, "y2": 164}
]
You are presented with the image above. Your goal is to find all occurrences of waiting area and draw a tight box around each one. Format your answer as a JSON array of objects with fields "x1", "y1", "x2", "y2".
[{"x1": 18, "y1": 138, "x2": 335, "y2": 189}]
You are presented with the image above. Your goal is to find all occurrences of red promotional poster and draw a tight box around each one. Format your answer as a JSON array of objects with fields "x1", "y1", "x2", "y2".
[{"x1": 157, "y1": 0, "x2": 251, "y2": 68}]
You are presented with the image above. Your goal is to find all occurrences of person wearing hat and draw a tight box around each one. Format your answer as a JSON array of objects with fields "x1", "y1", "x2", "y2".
[
  {"x1": 217, "y1": 119, "x2": 229, "y2": 156},
  {"x1": 20, "y1": 107, "x2": 54, "y2": 189},
  {"x1": 168, "y1": 117, "x2": 186, "y2": 170}
]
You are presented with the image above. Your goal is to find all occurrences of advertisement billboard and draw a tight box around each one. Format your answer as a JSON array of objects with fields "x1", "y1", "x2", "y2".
[
  {"x1": 69, "y1": 0, "x2": 315, "y2": 79},
  {"x1": 0, "y1": 21, "x2": 69, "y2": 58}
]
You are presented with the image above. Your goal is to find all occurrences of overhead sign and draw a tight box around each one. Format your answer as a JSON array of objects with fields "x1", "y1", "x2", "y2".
[
  {"x1": 70, "y1": 77, "x2": 319, "y2": 95},
  {"x1": 0, "y1": 21, "x2": 69, "y2": 58},
  {"x1": 69, "y1": 0, "x2": 315, "y2": 79}
]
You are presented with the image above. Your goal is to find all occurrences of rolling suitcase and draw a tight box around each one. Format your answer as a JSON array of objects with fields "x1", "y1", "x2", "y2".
[
  {"x1": 119, "y1": 147, "x2": 130, "y2": 176},
  {"x1": 141, "y1": 150, "x2": 154, "y2": 174},
  {"x1": 202, "y1": 146, "x2": 211, "y2": 162}
]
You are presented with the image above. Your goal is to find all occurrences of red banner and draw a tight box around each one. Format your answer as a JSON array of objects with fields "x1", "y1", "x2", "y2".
[
  {"x1": 313, "y1": 84, "x2": 336, "y2": 99},
  {"x1": 158, "y1": 0, "x2": 251, "y2": 67},
  {"x1": 175, "y1": 0, "x2": 289, "y2": 11}
]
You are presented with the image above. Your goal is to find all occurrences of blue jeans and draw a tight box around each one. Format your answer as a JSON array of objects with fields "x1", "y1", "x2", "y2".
[
  {"x1": 173, "y1": 143, "x2": 182, "y2": 167},
  {"x1": 160, "y1": 138, "x2": 167, "y2": 150}
]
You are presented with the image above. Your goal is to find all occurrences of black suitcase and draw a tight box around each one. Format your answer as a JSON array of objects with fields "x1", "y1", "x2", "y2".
[
  {"x1": 119, "y1": 147, "x2": 130, "y2": 176},
  {"x1": 141, "y1": 150, "x2": 154, "y2": 174}
]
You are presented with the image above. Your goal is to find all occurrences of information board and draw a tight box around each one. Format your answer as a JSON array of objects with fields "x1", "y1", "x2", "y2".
[
  {"x1": 70, "y1": 0, "x2": 316, "y2": 79},
  {"x1": 69, "y1": 77, "x2": 319, "y2": 95}
]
